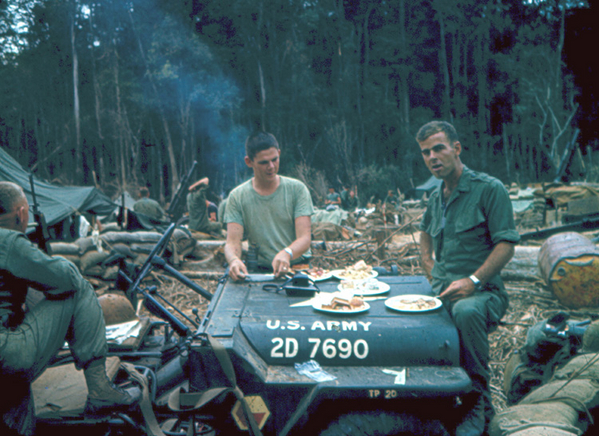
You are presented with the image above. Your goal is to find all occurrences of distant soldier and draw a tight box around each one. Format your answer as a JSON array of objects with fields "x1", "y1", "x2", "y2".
[
  {"x1": 187, "y1": 178, "x2": 223, "y2": 235},
  {"x1": 132, "y1": 186, "x2": 168, "y2": 229},
  {"x1": 324, "y1": 187, "x2": 341, "y2": 211}
]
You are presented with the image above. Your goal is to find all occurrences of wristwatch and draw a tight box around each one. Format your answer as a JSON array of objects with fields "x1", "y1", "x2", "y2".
[
  {"x1": 469, "y1": 274, "x2": 483, "y2": 291},
  {"x1": 284, "y1": 247, "x2": 293, "y2": 259}
]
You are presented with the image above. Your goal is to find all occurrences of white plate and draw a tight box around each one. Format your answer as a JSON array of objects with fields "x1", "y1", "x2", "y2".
[
  {"x1": 337, "y1": 280, "x2": 390, "y2": 296},
  {"x1": 313, "y1": 301, "x2": 370, "y2": 314},
  {"x1": 385, "y1": 295, "x2": 442, "y2": 313},
  {"x1": 331, "y1": 268, "x2": 378, "y2": 282}
]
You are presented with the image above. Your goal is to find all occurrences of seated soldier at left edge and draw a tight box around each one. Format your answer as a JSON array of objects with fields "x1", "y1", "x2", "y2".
[{"x1": 0, "y1": 181, "x2": 141, "y2": 435}]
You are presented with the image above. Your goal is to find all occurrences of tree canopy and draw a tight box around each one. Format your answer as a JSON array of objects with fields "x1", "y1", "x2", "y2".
[{"x1": 0, "y1": 0, "x2": 591, "y2": 205}]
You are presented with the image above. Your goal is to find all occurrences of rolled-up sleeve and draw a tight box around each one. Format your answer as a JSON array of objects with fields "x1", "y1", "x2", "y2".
[{"x1": 483, "y1": 180, "x2": 520, "y2": 246}]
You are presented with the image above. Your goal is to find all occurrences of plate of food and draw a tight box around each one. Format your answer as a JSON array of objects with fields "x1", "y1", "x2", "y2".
[
  {"x1": 303, "y1": 267, "x2": 333, "y2": 282},
  {"x1": 313, "y1": 295, "x2": 370, "y2": 314},
  {"x1": 337, "y1": 278, "x2": 390, "y2": 296},
  {"x1": 385, "y1": 295, "x2": 442, "y2": 313},
  {"x1": 331, "y1": 260, "x2": 378, "y2": 282}
]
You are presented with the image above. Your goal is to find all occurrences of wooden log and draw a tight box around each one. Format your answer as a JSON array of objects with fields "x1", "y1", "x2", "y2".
[{"x1": 501, "y1": 246, "x2": 542, "y2": 282}]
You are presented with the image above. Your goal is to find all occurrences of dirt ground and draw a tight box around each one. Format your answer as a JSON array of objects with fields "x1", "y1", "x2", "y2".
[{"x1": 146, "y1": 233, "x2": 599, "y2": 415}]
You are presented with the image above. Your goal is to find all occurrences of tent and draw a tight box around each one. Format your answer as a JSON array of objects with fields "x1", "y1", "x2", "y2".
[
  {"x1": 414, "y1": 175, "x2": 442, "y2": 199},
  {"x1": 0, "y1": 147, "x2": 116, "y2": 235}
]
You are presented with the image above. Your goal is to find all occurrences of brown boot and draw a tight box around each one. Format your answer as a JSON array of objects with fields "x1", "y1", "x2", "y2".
[{"x1": 84, "y1": 358, "x2": 141, "y2": 414}]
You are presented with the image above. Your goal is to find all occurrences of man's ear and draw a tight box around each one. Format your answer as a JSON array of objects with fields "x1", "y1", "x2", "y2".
[
  {"x1": 244, "y1": 155, "x2": 253, "y2": 168},
  {"x1": 453, "y1": 141, "x2": 462, "y2": 156},
  {"x1": 14, "y1": 206, "x2": 25, "y2": 229}
]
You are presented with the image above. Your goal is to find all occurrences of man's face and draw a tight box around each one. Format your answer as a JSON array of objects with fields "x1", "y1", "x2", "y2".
[
  {"x1": 245, "y1": 147, "x2": 280, "y2": 183},
  {"x1": 418, "y1": 131, "x2": 462, "y2": 180}
]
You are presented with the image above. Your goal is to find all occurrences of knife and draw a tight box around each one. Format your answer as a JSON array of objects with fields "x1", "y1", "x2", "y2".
[
  {"x1": 244, "y1": 274, "x2": 276, "y2": 282},
  {"x1": 289, "y1": 295, "x2": 387, "y2": 307}
]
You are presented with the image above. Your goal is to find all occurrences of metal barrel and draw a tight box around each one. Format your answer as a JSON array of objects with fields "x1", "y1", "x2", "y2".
[{"x1": 538, "y1": 232, "x2": 599, "y2": 308}]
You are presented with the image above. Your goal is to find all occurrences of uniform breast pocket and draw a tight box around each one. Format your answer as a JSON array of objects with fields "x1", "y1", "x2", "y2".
[{"x1": 454, "y1": 209, "x2": 491, "y2": 252}]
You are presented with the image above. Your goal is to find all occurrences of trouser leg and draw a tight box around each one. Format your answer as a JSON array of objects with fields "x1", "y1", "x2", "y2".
[
  {"x1": 1, "y1": 283, "x2": 106, "y2": 381},
  {"x1": 451, "y1": 289, "x2": 508, "y2": 394}
]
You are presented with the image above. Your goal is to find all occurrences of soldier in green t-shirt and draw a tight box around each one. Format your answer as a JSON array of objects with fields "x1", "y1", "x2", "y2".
[
  {"x1": 416, "y1": 121, "x2": 519, "y2": 436},
  {"x1": 224, "y1": 131, "x2": 314, "y2": 281}
]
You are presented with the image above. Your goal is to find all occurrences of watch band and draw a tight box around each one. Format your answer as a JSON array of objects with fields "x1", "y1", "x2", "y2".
[
  {"x1": 469, "y1": 274, "x2": 482, "y2": 290},
  {"x1": 284, "y1": 247, "x2": 293, "y2": 259}
]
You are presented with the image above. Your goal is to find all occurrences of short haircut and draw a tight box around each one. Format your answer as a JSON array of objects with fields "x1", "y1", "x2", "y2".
[
  {"x1": 416, "y1": 121, "x2": 459, "y2": 146},
  {"x1": 245, "y1": 131, "x2": 279, "y2": 161},
  {"x1": 139, "y1": 186, "x2": 150, "y2": 197},
  {"x1": 0, "y1": 182, "x2": 25, "y2": 214}
]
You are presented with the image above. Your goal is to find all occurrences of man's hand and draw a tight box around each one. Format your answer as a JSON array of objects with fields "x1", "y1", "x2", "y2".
[
  {"x1": 438, "y1": 277, "x2": 476, "y2": 302},
  {"x1": 272, "y1": 250, "x2": 292, "y2": 278},
  {"x1": 228, "y1": 258, "x2": 248, "y2": 281}
]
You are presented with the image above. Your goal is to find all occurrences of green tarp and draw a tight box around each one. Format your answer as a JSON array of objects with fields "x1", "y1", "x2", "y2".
[{"x1": 0, "y1": 147, "x2": 116, "y2": 232}]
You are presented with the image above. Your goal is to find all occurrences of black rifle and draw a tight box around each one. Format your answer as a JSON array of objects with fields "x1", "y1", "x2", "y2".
[
  {"x1": 29, "y1": 174, "x2": 52, "y2": 254},
  {"x1": 166, "y1": 160, "x2": 197, "y2": 222}
]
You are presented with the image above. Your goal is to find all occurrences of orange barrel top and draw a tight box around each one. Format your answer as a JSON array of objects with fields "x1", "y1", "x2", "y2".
[{"x1": 539, "y1": 232, "x2": 599, "y2": 309}]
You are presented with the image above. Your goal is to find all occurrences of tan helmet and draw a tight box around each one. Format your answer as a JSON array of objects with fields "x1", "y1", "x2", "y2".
[{"x1": 98, "y1": 293, "x2": 137, "y2": 325}]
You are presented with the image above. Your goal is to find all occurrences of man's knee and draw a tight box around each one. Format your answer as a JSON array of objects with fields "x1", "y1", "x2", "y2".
[{"x1": 452, "y1": 298, "x2": 485, "y2": 330}]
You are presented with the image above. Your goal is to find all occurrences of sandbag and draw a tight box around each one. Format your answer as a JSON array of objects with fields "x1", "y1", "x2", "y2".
[
  {"x1": 80, "y1": 250, "x2": 112, "y2": 274},
  {"x1": 553, "y1": 353, "x2": 599, "y2": 381},
  {"x1": 111, "y1": 243, "x2": 136, "y2": 259},
  {"x1": 520, "y1": 378, "x2": 599, "y2": 410},
  {"x1": 49, "y1": 242, "x2": 81, "y2": 256},
  {"x1": 506, "y1": 427, "x2": 579, "y2": 436},
  {"x1": 75, "y1": 236, "x2": 96, "y2": 254},
  {"x1": 101, "y1": 231, "x2": 162, "y2": 245},
  {"x1": 489, "y1": 402, "x2": 581, "y2": 436}
]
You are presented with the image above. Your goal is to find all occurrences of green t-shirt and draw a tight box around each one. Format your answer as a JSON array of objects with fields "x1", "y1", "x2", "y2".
[
  {"x1": 419, "y1": 166, "x2": 520, "y2": 295},
  {"x1": 224, "y1": 176, "x2": 314, "y2": 267}
]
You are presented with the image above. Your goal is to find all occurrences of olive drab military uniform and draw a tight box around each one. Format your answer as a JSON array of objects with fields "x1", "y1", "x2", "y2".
[
  {"x1": 419, "y1": 166, "x2": 520, "y2": 397},
  {"x1": 132, "y1": 197, "x2": 168, "y2": 230},
  {"x1": 0, "y1": 228, "x2": 107, "y2": 433},
  {"x1": 187, "y1": 184, "x2": 223, "y2": 234}
]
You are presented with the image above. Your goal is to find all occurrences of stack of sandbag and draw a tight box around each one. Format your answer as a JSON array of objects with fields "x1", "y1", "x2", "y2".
[
  {"x1": 491, "y1": 350, "x2": 599, "y2": 435},
  {"x1": 49, "y1": 229, "x2": 199, "y2": 280}
]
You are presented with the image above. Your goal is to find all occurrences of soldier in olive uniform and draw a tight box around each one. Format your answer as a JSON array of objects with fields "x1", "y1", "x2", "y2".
[
  {"x1": 0, "y1": 182, "x2": 140, "y2": 435},
  {"x1": 416, "y1": 122, "x2": 520, "y2": 436}
]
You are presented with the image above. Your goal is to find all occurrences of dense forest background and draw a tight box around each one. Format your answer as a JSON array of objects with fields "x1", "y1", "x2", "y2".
[{"x1": 0, "y1": 0, "x2": 596, "y2": 206}]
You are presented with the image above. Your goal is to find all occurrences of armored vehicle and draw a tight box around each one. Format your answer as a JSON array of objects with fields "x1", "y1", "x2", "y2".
[{"x1": 33, "y1": 224, "x2": 473, "y2": 436}]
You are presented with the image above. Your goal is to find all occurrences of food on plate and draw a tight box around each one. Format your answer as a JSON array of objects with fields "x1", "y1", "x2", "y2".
[
  {"x1": 321, "y1": 296, "x2": 366, "y2": 311},
  {"x1": 361, "y1": 279, "x2": 380, "y2": 291},
  {"x1": 306, "y1": 267, "x2": 330, "y2": 278},
  {"x1": 392, "y1": 297, "x2": 437, "y2": 311},
  {"x1": 352, "y1": 260, "x2": 371, "y2": 271},
  {"x1": 339, "y1": 280, "x2": 355, "y2": 290},
  {"x1": 335, "y1": 261, "x2": 374, "y2": 280}
]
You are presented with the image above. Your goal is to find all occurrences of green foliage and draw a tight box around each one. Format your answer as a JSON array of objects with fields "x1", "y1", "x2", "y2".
[{"x1": 0, "y1": 0, "x2": 590, "y2": 199}]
